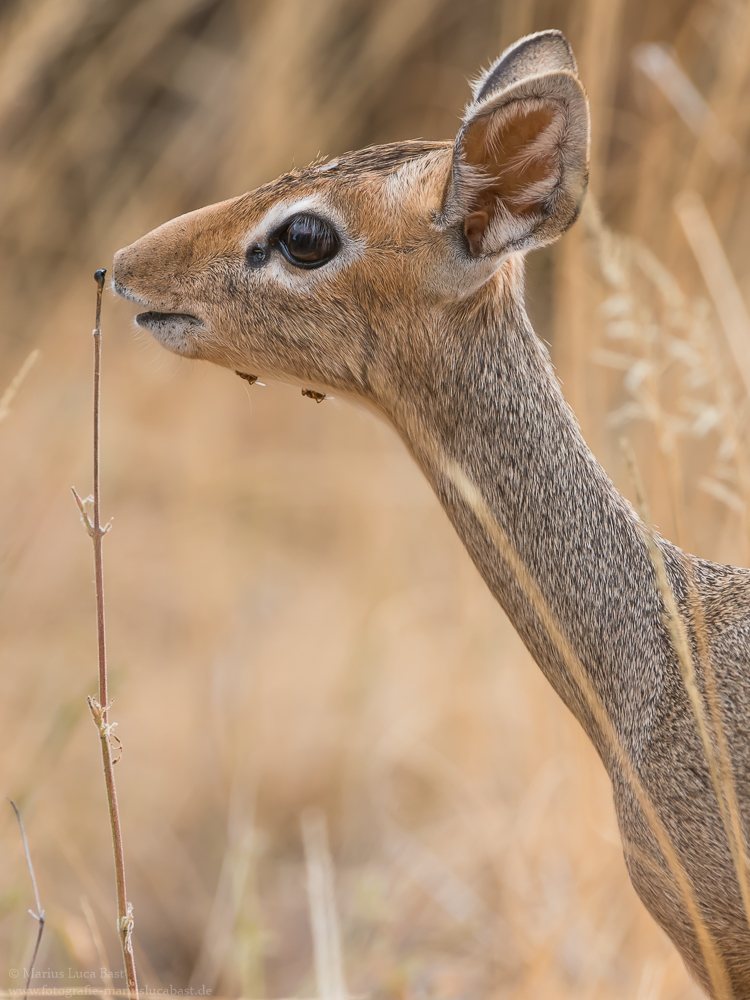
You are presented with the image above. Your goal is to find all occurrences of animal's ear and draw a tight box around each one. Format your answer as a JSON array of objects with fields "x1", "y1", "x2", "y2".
[
  {"x1": 472, "y1": 29, "x2": 578, "y2": 101},
  {"x1": 440, "y1": 68, "x2": 590, "y2": 258}
]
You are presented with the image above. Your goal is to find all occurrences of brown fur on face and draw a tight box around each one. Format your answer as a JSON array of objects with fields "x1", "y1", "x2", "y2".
[
  {"x1": 114, "y1": 31, "x2": 750, "y2": 999},
  {"x1": 114, "y1": 140, "x2": 466, "y2": 400}
]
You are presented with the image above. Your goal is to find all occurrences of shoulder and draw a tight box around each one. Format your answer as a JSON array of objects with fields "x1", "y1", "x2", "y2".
[{"x1": 693, "y1": 556, "x2": 750, "y2": 642}]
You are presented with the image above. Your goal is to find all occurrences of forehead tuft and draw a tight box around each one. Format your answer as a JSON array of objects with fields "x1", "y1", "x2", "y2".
[
  {"x1": 320, "y1": 140, "x2": 450, "y2": 175},
  {"x1": 253, "y1": 141, "x2": 449, "y2": 197}
]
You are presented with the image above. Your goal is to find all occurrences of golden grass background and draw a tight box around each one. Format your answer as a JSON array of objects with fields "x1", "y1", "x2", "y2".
[{"x1": 1, "y1": 0, "x2": 749, "y2": 996}]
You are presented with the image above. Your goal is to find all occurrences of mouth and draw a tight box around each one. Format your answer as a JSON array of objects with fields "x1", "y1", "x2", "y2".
[{"x1": 135, "y1": 311, "x2": 204, "y2": 330}]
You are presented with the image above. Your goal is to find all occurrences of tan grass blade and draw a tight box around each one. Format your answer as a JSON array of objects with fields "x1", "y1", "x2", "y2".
[
  {"x1": 0, "y1": 0, "x2": 97, "y2": 129},
  {"x1": 301, "y1": 809, "x2": 348, "y2": 1000},
  {"x1": 80, "y1": 895, "x2": 112, "y2": 984},
  {"x1": 579, "y1": 0, "x2": 626, "y2": 176},
  {"x1": 632, "y1": 44, "x2": 740, "y2": 166},
  {"x1": 675, "y1": 190, "x2": 750, "y2": 400},
  {"x1": 189, "y1": 825, "x2": 257, "y2": 994},
  {"x1": 0, "y1": 349, "x2": 39, "y2": 425}
]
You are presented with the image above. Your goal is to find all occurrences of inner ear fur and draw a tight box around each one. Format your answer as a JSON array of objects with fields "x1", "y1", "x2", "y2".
[{"x1": 442, "y1": 71, "x2": 590, "y2": 259}]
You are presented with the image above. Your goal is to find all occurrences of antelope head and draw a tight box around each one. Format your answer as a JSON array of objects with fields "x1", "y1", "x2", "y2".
[{"x1": 113, "y1": 30, "x2": 589, "y2": 410}]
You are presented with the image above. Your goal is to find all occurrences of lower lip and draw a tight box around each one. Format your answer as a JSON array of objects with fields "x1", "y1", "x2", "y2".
[{"x1": 136, "y1": 311, "x2": 204, "y2": 329}]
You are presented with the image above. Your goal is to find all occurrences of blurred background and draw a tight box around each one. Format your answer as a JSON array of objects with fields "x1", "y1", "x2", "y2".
[{"x1": 1, "y1": 0, "x2": 749, "y2": 997}]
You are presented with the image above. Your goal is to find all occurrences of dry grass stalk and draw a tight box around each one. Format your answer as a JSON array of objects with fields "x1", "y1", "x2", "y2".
[
  {"x1": 8, "y1": 800, "x2": 44, "y2": 1000},
  {"x1": 0, "y1": 349, "x2": 39, "y2": 425},
  {"x1": 80, "y1": 894, "x2": 112, "y2": 983},
  {"x1": 188, "y1": 799, "x2": 260, "y2": 997},
  {"x1": 674, "y1": 191, "x2": 750, "y2": 400},
  {"x1": 632, "y1": 44, "x2": 740, "y2": 167},
  {"x1": 301, "y1": 809, "x2": 348, "y2": 1000},
  {"x1": 585, "y1": 198, "x2": 690, "y2": 545},
  {"x1": 686, "y1": 306, "x2": 750, "y2": 550},
  {"x1": 71, "y1": 270, "x2": 138, "y2": 1000},
  {"x1": 587, "y1": 194, "x2": 750, "y2": 559}
]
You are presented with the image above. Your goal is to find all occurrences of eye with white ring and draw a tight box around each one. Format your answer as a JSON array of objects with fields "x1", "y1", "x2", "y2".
[{"x1": 273, "y1": 214, "x2": 340, "y2": 268}]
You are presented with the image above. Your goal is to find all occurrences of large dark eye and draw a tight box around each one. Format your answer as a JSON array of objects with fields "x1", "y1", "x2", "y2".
[{"x1": 276, "y1": 214, "x2": 339, "y2": 268}]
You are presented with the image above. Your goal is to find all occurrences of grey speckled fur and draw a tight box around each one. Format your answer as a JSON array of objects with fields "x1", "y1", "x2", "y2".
[{"x1": 402, "y1": 292, "x2": 750, "y2": 997}]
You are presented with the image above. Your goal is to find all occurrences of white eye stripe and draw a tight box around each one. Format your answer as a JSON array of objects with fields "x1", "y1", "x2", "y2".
[
  {"x1": 243, "y1": 194, "x2": 366, "y2": 285},
  {"x1": 243, "y1": 196, "x2": 348, "y2": 250}
]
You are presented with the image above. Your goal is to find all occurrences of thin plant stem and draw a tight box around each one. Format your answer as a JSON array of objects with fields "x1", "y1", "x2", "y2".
[
  {"x1": 72, "y1": 269, "x2": 138, "y2": 1000},
  {"x1": 8, "y1": 800, "x2": 44, "y2": 1000}
]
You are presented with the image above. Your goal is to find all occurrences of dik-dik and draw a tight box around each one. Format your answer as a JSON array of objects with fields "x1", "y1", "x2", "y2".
[{"x1": 113, "y1": 30, "x2": 750, "y2": 999}]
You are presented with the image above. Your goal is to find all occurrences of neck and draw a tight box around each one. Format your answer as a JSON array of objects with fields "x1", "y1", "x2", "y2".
[{"x1": 380, "y1": 282, "x2": 667, "y2": 765}]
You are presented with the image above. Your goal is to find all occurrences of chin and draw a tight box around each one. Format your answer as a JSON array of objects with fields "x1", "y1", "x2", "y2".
[{"x1": 135, "y1": 311, "x2": 205, "y2": 357}]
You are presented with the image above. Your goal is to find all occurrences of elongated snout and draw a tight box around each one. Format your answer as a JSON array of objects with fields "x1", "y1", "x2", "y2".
[
  {"x1": 113, "y1": 209, "x2": 216, "y2": 356},
  {"x1": 114, "y1": 206, "x2": 206, "y2": 311},
  {"x1": 113, "y1": 197, "x2": 247, "y2": 357}
]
